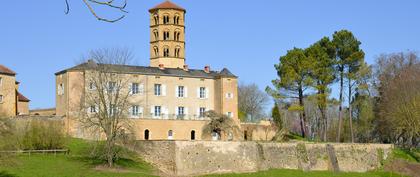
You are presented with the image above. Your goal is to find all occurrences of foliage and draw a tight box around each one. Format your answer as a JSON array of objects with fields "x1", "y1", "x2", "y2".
[
  {"x1": 271, "y1": 103, "x2": 282, "y2": 130},
  {"x1": 202, "y1": 111, "x2": 240, "y2": 140},
  {"x1": 20, "y1": 119, "x2": 67, "y2": 150},
  {"x1": 203, "y1": 169, "x2": 397, "y2": 177},
  {"x1": 269, "y1": 48, "x2": 315, "y2": 138}
]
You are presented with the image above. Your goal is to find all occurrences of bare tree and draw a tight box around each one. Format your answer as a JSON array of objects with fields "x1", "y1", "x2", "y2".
[
  {"x1": 65, "y1": 0, "x2": 128, "y2": 22},
  {"x1": 238, "y1": 83, "x2": 270, "y2": 122},
  {"x1": 78, "y1": 48, "x2": 135, "y2": 167}
]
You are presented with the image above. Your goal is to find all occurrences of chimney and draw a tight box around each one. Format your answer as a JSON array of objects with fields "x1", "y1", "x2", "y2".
[
  {"x1": 159, "y1": 64, "x2": 165, "y2": 70},
  {"x1": 183, "y1": 65, "x2": 189, "y2": 71},
  {"x1": 204, "y1": 66, "x2": 210, "y2": 73}
]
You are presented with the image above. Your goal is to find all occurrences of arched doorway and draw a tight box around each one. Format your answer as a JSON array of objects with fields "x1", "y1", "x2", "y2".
[
  {"x1": 191, "y1": 130, "x2": 196, "y2": 140},
  {"x1": 144, "y1": 129, "x2": 150, "y2": 140}
]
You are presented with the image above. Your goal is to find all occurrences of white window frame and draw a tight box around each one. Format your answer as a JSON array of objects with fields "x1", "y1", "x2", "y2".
[
  {"x1": 226, "y1": 112, "x2": 233, "y2": 118},
  {"x1": 199, "y1": 87, "x2": 206, "y2": 99},
  {"x1": 0, "y1": 77, "x2": 3, "y2": 87},
  {"x1": 168, "y1": 130, "x2": 173, "y2": 140},
  {"x1": 131, "y1": 83, "x2": 139, "y2": 95},
  {"x1": 131, "y1": 105, "x2": 141, "y2": 118},
  {"x1": 58, "y1": 83, "x2": 65, "y2": 95},
  {"x1": 177, "y1": 106, "x2": 185, "y2": 118},
  {"x1": 226, "y1": 93, "x2": 234, "y2": 99},
  {"x1": 0, "y1": 95, "x2": 3, "y2": 103},
  {"x1": 108, "y1": 82, "x2": 116, "y2": 93},
  {"x1": 89, "y1": 105, "x2": 97, "y2": 113},
  {"x1": 199, "y1": 107, "x2": 206, "y2": 118},
  {"x1": 154, "y1": 106, "x2": 162, "y2": 117},
  {"x1": 178, "y1": 86, "x2": 184, "y2": 98},
  {"x1": 154, "y1": 84, "x2": 161, "y2": 96}
]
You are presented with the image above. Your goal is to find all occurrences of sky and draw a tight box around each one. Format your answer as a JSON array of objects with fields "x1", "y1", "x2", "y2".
[{"x1": 1, "y1": 0, "x2": 420, "y2": 110}]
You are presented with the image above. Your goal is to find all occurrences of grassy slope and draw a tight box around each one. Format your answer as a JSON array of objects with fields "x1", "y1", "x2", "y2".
[{"x1": 0, "y1": 138, "x2": 156, "y2": 177}]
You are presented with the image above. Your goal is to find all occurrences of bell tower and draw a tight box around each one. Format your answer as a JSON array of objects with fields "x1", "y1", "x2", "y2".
[{"x1": 149, "y1": 1, "x2": 186, "y2": 69}]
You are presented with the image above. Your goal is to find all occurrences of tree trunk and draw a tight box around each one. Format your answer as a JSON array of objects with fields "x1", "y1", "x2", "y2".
[
  {"x1": 337, "y1": 69, "x2": 344, "y2": 142},
  {"x1": 348, "y1": 78, "x2": 354, "y2": 143},
  {"x1": 298, "y1": 86, "x2": 306, "y2": 138}
]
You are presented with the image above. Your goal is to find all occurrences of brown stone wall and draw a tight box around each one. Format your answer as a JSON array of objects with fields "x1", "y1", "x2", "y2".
[
  {"x1": 17, "y1": 101, "x2": 29, "y2": 115},
  {"x1": 0, "y1": 74, "x2": 17, "y2": 117}
]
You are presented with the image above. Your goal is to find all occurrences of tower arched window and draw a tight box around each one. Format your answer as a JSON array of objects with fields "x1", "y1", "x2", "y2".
[
  {"x1": 153, "y1": 46, "x2": 159, "y2": 57},
  {"x1": 153, "y1": 30, "x2": 159, "y2": 41},
  {"x1": 153, "y1": 14, "x2": 159, "y2": 25},
  {"x1": 163, "y1": 47, "x2": 170, "y2": 57},
  {"x1": 163, "y1": 30, "x2": 170, "y2": 40},
  {"x1": 168, "y1": 130, "x2": 173, "y2": 140},
  {"x1": 163, "y1": 14, "x2": 170, "y2": 24},
  {"x1": 175, "y1": 46, "x2": 181, "y2": 58},
  {"x1": 174, "y1": 15, "x2": 180, "y2": 24},
  {"x1": 174, "y1": 29, "x2": 181, "y2": 41}
]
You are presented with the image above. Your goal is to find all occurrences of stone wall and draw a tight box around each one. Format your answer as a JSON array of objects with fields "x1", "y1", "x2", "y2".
[{"x1": 132, "y1": 141, "x2": 394, "y2": 176}]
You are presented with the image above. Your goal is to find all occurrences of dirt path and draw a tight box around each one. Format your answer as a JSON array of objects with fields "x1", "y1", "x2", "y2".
[{"x1": 384, "y1": 159, "x2": 420, "y2": 177}]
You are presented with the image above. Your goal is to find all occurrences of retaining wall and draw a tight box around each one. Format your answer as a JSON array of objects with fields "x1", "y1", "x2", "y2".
[{"x1": 131, "y1": 141, "x2": 393, "y2": 176}]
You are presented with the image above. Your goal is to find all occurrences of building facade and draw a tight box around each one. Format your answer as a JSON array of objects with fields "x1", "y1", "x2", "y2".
[
  {"x1": 55, "y1": 1, "x2": 240, "y2": 140},
  {"x1": 0, "y1": 65, "x2": 30, "y2": 117}
]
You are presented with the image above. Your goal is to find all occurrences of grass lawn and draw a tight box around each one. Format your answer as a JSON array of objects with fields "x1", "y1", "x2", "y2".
[
  {"x1": 203, "y1": 169, "x2": 404, "y2": 177},
  {"x1": 0, "y1": 138, "x2": 157, "y2": 177}
]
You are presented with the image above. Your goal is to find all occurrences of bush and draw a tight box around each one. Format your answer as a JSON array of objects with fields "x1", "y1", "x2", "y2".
[{"x1": 19, "y1": 119, "x2": 67, "y2": 150}]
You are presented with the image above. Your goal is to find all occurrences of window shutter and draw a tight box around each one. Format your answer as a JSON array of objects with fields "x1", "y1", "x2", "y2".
[
  {"x1": 151, "y1": 106, "x2": 155, "y2": 118},
  {"x1": 185, "y1": 87, "x2": 188, "y2": 98},
  {"x1": 196, "y1": 108, "x2": 200, "y2": 117},
  {"x1": 162, "y1": 85, "x2": 167, "y2": 96},
  {"x1": 128, "y1": 106, "x2": 133, "y2": 117},
  {"x1": 175, "y1": 85, "x2": 179, "y2": 98},
  {"x1": 175, "y1": 107, "x2": 179, "y2": 116},
  {"x1": 139, "y1": 107, "x2": 144, "y2": 114},
  {"x1": 197, "y1": 88, "x2": 200, "y2": 98},
  {"x1": 185, "y1": 107, "x2": 189, "y2": 117},
  {"x1": 163, "y1": 107, "x2": 168, "y2": 119},
  {"x1": 129, "y1": 83, "x2": 133, "y2": 95},
  {"x1": 139, "y1": 84, "x2": 144, "y2": 95},
  {"x1": 205, "y1": 88, "x2": 209, "y2": 99}
]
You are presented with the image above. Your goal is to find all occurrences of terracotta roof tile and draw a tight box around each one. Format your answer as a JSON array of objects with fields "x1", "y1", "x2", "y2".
[
  {"x1": 17, "y1": 92, "x2": 30, "y2": 102},
  {"x1": 0, "y1": 65, "x2": 16, "y2": 75},
  {"x1": 149, "y1": 1, "x2": 185, "y2": 12}
]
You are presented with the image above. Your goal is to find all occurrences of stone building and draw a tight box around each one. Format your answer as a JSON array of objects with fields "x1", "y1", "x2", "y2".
[
  {"x1": 0, "y1": 65, "x2": 30, "y2": 117},
  {"x1": 55, "y1": 1, "x2": 240, "y2": 140}
]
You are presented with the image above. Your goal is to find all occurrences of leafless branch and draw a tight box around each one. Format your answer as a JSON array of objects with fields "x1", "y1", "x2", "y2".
[{"x1": 65, "y1": 0, "x2": 128, "y2": 23}]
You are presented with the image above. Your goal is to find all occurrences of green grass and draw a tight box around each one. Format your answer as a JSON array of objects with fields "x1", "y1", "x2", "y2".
[
  {"x1": 0, "y1": 138, "x2": 157, "y2": 177},
  {"x1": 391, "y1": 148, "x2": 419, "y2": 163},
  {"x1": 203, "y1": 169, "x2": 403, "y2": 177}
]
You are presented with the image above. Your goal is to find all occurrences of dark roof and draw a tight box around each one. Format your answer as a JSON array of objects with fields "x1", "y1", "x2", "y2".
[
  {"x1": 56, "y1": 62, "x2": 237, "y2": 79},
  {"x1": 149, "y1": 1, "x2": 186, "y2": 12},
  {"x1": 0, "y1": 65, "x2": 16, "y2": 76},
  {"x1": 17, "y1": 92, "x2": 30, "y2": 102}
]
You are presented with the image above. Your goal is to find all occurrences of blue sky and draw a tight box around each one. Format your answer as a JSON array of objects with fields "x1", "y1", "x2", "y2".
[{"x1": 1, "y1": 0, "x2": 419, "y2": 109}]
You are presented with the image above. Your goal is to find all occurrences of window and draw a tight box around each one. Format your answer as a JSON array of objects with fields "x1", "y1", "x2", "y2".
[
  {"x1": 168, "y1": 130, "x2": 173, "y2": 140},
  {"x1": 131, "y1": 105, "x2": 140, "y2": 118},
  {"x1": 226, "y1": 93, "x2": 234, "y2": 99},
  {"x1": 227, "y1": 112, "x2": 233, "y2": 118},
  {"x1": 154, "y1": 106, "x2": 161, "y2": 117},
  {"x1": 163, "y1": 15, "x2": 169, "y2": 24},
  {"x1": 0, "y1": 77, "x2": 2, "y2": 86},
  {"x1": 199, "y1": 87, "x2": 207, "y2": 99},
  {"x1": 199, "y1": 107, "x2": 206, "y2": 118},
  {"x1": 174, "y1": 15, "x2": 180, "y2": 24},
  {"x1": 163, "y1": 47, "x2": 170, "y2": 57},
  {"x1": 153, "y1": 30, "x2": 159, "y2": 41},
  {"x1": 131, "y1": 83, "x2": 139, "y2": 95},
  {"x1": 177, "y1": 86, "x2": 184, "y2": 98},
  {"x1": 163, "y1": 31, "x2": 170, "y2": 40},
  {"x1": 177, "y1": 106, "x2": 185, "y2": 118},
  {"x1": 154, "y1": 84, "x2": 161, "y2": 96},
  {"x1": 174, "y1": 47, "x2": 180, "y2": 58},
  {"x1": 89, "y1": 105, "x2": 97, "y2": 113},
  {"x1": 153, "y1": 46, "x2": 159, "y2": 57},
  {"x1": 108, "y1": 82, "x2": 116, "y2": 92},
  {"x1": 153, "y1": 14, "x2": 159, "y2": 25},
  {"x1": 191, "y1": 130, "x2": 196, "y2": 140},
  {"x1": 109, "y1": 104, "x2": 116, "y2": 116},
  {"x1": 89, "y1": 82, "x2": 96, "y2": 90},
  {"x1": 0, "y1": 95, "x2": 3, "y2": 103},
  {"x1": 144, "y1": 129, "x2": 150, "y2": 140},
  {"x1": 174, "y1": 31, "x2": 180, "y2": 41},
  {"x1": 58, "y1": 83, "x2": 65, "y2": 95}
]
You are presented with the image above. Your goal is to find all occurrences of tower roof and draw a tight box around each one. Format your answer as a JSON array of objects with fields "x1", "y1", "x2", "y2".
[
  {"x1": 149, "y1": 1, "x2": 186, "y2": 12},
  {"x1": 0, "y1": 64, "x2": 16, "y2": 76},
  {"x1": 17, "y1": 92, "x2": 30, "y2": 102}
]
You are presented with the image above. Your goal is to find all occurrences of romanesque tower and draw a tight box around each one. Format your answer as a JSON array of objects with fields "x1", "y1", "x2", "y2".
[{"x1": 149, "y1": 1, "x2": 186, "y2": 69}]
